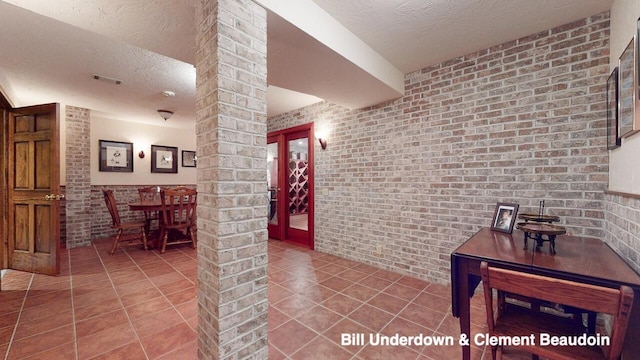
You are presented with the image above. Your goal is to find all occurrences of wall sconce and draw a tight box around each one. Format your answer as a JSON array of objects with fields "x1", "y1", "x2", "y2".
[
  {"x1": 318, "y1": 138, "x2": 327, "y2": 150},
  {"x1": 138, "y1": 151, "x2": 145, "y2": 159}
]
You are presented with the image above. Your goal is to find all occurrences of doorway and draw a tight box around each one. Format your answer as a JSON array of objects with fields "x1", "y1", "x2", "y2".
[{"x1": 267, "y1": 123, "x2": 314, "y2": 249}]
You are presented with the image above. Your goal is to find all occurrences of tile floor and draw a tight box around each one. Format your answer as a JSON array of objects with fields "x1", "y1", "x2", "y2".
[{"x1": 0, "y1": 238, "x2": 530, "y2": 359}]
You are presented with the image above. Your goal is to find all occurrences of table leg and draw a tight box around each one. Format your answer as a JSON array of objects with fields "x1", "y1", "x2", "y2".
[{"x1": 452, "y1": 256, "x2": 472, "y2": 360}]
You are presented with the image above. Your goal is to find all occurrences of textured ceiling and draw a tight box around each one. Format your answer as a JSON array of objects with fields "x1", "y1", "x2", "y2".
[{"x1": 0, "y1": 0, "x2": 613, "y2": 129}]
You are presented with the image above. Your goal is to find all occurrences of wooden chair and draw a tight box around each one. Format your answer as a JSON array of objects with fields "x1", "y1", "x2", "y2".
[
  {"x1": 158, "y1": 186, "x2": 197, "y2": 254},
  {"x1": 138, "y1": 186, "x2": 162, "y2": 238},
  {"x1": 102, "y1": 189, "x2": 148, "y2": 255},
  {"x1": 480, "y1": 261, "x2": 634, "y2": 360}
]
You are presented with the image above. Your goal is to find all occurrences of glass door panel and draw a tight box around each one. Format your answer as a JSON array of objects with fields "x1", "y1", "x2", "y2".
[
  {"x1": 267, "y1": 138, "x2": 281, "y2": 239},
  {"x1": 288, "y1": 137, "x2": 309, "y2": 232}
]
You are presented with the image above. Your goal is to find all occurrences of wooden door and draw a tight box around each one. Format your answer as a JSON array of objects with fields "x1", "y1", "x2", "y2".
[{"x1": 7, "y1": 103, "x2": 60, "y2": 275}]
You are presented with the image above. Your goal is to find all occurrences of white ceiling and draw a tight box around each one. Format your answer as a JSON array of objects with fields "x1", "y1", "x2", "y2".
[{"x1": 0, "y1": 0, "x2": 612, "y2": 129}]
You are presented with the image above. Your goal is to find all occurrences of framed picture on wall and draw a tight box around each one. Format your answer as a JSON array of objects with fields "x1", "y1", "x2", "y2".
[
  {"x1": 99, "y1": 140, "x2": 133, "y2": 172},
  {"x1": 490, "y1": 202, "x2": 519, "y2": 234},
  {"x1": 151, "y1": 145, "x2": 178, "y2": 173},
  {"x1": 607, "y1": 67, "x2": 620, "y2": 150},
  {"x1": 618, "y1": 38, "x2": 637, "y2": 138},
  {"x1": 182, "y1": 150, "x2": 196, "y2": 167}
]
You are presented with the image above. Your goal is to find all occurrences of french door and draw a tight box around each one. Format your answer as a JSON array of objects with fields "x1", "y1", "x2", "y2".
[{"x1": 267, "y1": 123, "x2": 314, "y2": 249}]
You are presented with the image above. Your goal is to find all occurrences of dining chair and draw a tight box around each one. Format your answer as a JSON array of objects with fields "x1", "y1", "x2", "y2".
[
  {"x1": 480, "y1": 261, "x2": 634, "y2": 360},
  {"x1": 102, "y1": 189, "x2": 148, "y2": 255},
  {"x1": 138, "y1": 186, "x2": 162, "y2": 238},
  {"x1": 158, "y1": 186, "x2": 197, "y2": 254}
]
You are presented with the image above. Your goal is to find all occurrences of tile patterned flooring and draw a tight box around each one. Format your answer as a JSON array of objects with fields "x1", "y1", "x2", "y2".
[{"x1": 0, "y1": 238, "x2": 530, "y2": 359}]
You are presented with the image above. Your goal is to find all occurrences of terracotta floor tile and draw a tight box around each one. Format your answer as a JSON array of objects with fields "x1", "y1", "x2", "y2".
[
  {"x1": 297, "y1": 284, "x2": 337, "y2": 304},
  {"x1": 319, "y1": 276, "x2": 353, "y2": 293},
  {"x1": 272, "y1": 294, "x2": 317, "y2": 318},
  {"x1": 87, "y1": 341, "x2": 148, "y2": 360},
  {"x1": 21, "y1": 341, "x2": 76, "y2": 360},
  {"x1": 157, "y1": 279, "x2": 194, "y2": 296},
  {"x1": 74, "y1": 296, "x2": 124, "y2": 322},
  {"x1": 155, "y1": 339, "x2": 197, "y2": 360},
  {"x1": 13, "y1": 308, "x2": 74, "y2": 340},
  {"x1": 290, "y1": 335, "x2": 354, "y2": 360},
  {"x1": 268, "y1": 306, "x2": 292, "y2": 331},
  {"x1": 268, "y1": 283, "x2": 294, "y2": 304},
  {"x1": 269, "y1": 319, "x2": 317, "y2": 356},
  {"x1": 77, "y1": 323, "x2": 137, "y2": 359},
  {"x1": 132, "y1": 308, "x2": 185, "y2": 336},
  {"x1": 358, "y1": 275, "x2": 394, "y2": 291},
  {"x1": 341, "y1": 283, "x2": 379, "y2": 302},
  {"x1": 73, "y1": 287, "x2": 119, "y2": 309},
  {"x1": 348, "y1": 303, "x2": 394, "y2": 332},
  {"x1": 118, "y1": 286, "x2": 163, "y2": 308},
  {"x1": 0, "y1": 325, "x2": 14, "y2": 346},
  {"x1": 0, "y1": 312, "x2": 20, "y2": 330},
  {"x1": 164, "y1": 286, "x2": 196, "y2": 305},
  {"x1": 75, "y1": 309, "x2": 130, "y2": 339},
  {"x1": 268, "y1": 343, "x2": 288, "y2": 360},
  {"x1": 413, "y1": 291, "x2": 452, "y2": 313},
  {"x1": 396, "y1": 276, "x2": 431, "y2": 291},
  {"x1": 175, "y1": 299, "x2": 197, "y2": 320},
  {"x1": 322, "y1": 293, "x2": 363, "y2": 316},
  {"x1": 7, "y1": 324, "x2": 74, "y2": 360},
  {"x1": 324, "y1": 318, "x2": 370, "y2": 352},
  {"x1": 317, "y1": 264, "x2": 348, "y2": 276},
  {"x1": 139, "y1": 322, "x2": 196, "y2": 359},
  {"x1": 295, "y1": 304, "x2": 343, "y2": 333},
  {"x1": 367, "y1": 292, "x2": 409, "y2": 314},
  {"x1": 424, "y1": 282, "x2": 451, "y2": 298},
  {"x1": 383, "y1": 283, "x2": 422, "y2": 302},
  {"x1": 19, "y1": 297, "x2": 72, "y2": 323},
  {"x1": 398, "y1": 302, "x2": 446, "y2": 332},
  {"x1": 125, "y1": 296, "x2": 174, "y2": 320},
  {"x1": 371, "y1": 269, "x2": 403, "y2": 282},
  {"x1": 356, "y1": 343, "x2": 421, "y2": 360}
]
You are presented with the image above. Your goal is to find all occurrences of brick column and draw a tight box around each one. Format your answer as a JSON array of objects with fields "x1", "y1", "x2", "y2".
[
  {"x1": 195, "y1": 0, "x2": 268, "y2": 359},
  {"x1": 64, "y1": 106, "x2": 92, "y2": 248}
]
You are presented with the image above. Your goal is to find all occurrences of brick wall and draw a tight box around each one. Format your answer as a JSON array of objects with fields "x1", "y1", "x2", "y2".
[
  {"x1": 604, "y1": 193, "x2": 640, "y2": 273},
  {"x1": 268, "y1": 13, "x2": 611, "y2": 283},
  {"x1": 64, "y1": 106, "x2": 92, "y2": 248},
  {"x1": 195, "y1": 0, "x2": 268, "y2": 359}
]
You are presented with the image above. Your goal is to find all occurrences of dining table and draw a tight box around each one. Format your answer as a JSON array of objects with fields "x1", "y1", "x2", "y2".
[
  {"x1": 451, "y1": 227, "x2": 640, "y2": 360},
  {"x1": 128, "y1": 199, "x2": 164, "y2": 247}
]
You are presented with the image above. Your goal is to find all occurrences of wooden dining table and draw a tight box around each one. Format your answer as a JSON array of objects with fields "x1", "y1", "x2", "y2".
[
  {"x1": 451, "y1": 227, "x2": 640, "y2": 360},
  {"x1": 128, "y1": 200, "x2": 164, "y2": 247}
]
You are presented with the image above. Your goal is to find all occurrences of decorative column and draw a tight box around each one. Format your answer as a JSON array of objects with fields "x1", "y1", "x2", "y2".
[
  {"x1": 195, "y1": 0, "x2": 268, "y2": 359},
  {"x1": 64, "y1": 106, "x2": 92, "y2": 248}
]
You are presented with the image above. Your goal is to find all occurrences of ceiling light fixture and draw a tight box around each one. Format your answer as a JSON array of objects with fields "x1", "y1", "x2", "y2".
[
  {"x1": 157, "y1": 109, "x2": 173, "y2": 121},
  {"x1": 92, "y1": 74, "x2": 122, "y2": 85}
]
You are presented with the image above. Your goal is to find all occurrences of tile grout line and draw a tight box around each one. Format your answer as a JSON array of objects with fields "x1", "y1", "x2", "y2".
[
  {"x1": 67, "y1": 249, "x2": 79, "y2": 360},
  {"x1": 3, "y1": 272, "x2": 34, "y2": 360},
  {"x1": 91, "y1": 243, "x2": 152, "y2": 360},
  {"x1": 122, "y1": 246, "x2": 197, "y2": 333}
]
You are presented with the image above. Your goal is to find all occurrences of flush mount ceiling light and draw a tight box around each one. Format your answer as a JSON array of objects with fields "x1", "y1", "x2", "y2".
[
  {"x1": 92, "y1": 74, "x2": 122, "y2": 85},
  {"x1": 157, "y1": 109, "x2": 173, "y2": 121}
]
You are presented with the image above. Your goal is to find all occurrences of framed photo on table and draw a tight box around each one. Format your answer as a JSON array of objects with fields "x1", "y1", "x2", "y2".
[
  {"x1": 151, "y1": 145, "x2": 178, "y2": 173},
  {"x1": 182, "y1": 150, "x2": 196, "y2": 167},
  {"x1": 491, "y1": 202, "x2": 519, "y2": 234},
  {"x1": 99, "y1": 140, "x2": 133, "y2": 172},
  {"x1": 607, "y1": 67, "x2": 620, "y2": 150}
]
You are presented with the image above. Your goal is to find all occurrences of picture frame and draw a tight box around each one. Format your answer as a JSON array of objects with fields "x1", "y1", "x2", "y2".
[
  {"x1": 99, "y1": 140, "x2": 133, "y2": 172},
  {"x1": 182, "y1": 150, "x2": 197, "y2": 167},
  {"x1": 607, "y1": 67, "x2": 620, "y2": 150},
  {"x1": 491, "y1": 202, "x2": 519, "y2": 234},
  {"x1": 151, "y1": 145, "x2": 178, "y2": 173},
  {"x1": 618, "y1": 38, "x2": 637, "y2": 138}
]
